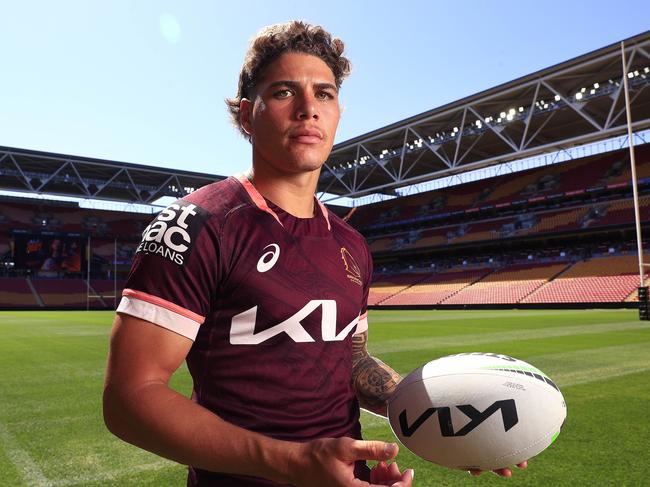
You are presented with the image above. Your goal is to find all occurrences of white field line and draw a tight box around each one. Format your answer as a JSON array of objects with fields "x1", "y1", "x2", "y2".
[
  {"x1": 49, "y1": 459, "x2": 176, "y2": 486},
  {"x1": 369, "y1": 321, "x2": 650, "y2": 355},
  {"x1": 0, "y1": 419, "x2": 51, "y2": 486}
]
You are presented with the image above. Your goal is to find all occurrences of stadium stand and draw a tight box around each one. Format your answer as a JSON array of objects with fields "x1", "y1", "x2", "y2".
[
  {"x1": 368, "y1": 273, "x2": 431, "y2": 305},
  {"x1": 0, "y1": 195, "x2": 152, "y2": 309},
  {"x1": 443, "y1": 262, "x2": 570, "y2": 305},
  {"x1": 379, "y1": 268, "x2": 492, "y2": 305},
  {"x1": 0, "y1": 277, "x2": 39, "y2": 307},
  {"x1": 523, "y1": 255, "x2": 644, "y2": 303},
  {"x1": 2, "y1": 142, "x2": 649, "y2": 309}
]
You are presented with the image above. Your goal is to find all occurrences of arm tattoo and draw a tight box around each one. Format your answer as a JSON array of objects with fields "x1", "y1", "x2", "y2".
[{"x1": 351, "y1": 331, "x2": 402, "y2": 417}]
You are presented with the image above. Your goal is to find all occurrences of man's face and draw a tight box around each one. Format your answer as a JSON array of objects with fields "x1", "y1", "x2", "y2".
[{"x1": 241, "y1": 52, "x2": 341, "y2": 175}]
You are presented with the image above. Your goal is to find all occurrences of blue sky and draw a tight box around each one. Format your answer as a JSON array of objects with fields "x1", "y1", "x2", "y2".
[{"x1": 1, "y1": 0, "x2": 648, "y2": 179}]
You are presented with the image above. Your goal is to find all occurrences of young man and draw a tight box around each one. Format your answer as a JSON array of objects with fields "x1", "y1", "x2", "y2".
[
  {"x1": 103, "y1": 21, "x2": 525, "y2": 486},
  {"x1": 103, "y1": 21, "x2": 412, "y2": 486}
]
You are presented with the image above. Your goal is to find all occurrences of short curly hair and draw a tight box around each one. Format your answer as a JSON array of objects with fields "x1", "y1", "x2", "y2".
[{"x1": 226, "y1": 21, "x2": 352, "y2": 140}]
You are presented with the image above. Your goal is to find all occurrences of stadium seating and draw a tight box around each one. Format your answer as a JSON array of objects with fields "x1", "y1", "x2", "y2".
[
  {"x1": 89, "y1": 279, "x2": 125, "y2": 308},
  {"x1": 0, "y1": 277, "x2": 39, "y2": 307},
  {"x1": 30, "y1": 278, "x2": 103, "y2": 308},
  {"x1": 379, "y1": 268, "x2": 492, "y2": 305},
  {"x1": 368, "y1": 273, "x2": 432, "y2": 305},
  {"x1": 443, "y1": 262, "x2": 570, "y2": 304},
  {"x1": 523, "y1": 255, "x2": 644, "y2": 303}
]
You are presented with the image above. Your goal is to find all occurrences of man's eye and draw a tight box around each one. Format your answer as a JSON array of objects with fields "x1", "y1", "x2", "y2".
[
  {"x1": 317, "y1": 91, "x2": 335, "y2": 100},
  {"x1": 274, "y1": 89, "x2": 293, "y2": 98}
]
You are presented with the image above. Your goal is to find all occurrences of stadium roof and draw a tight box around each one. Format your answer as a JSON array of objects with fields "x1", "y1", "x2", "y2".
[
  {"x1": 318, "y1": 30, "x2": 650, "y2": 200},
  {"x1": 0, "y1": 146, "x2": 225, "y2": 204}
]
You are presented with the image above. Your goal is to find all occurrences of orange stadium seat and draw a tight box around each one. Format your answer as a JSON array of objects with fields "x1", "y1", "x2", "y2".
[
  {"x1": 444, "y1": 262, "x2": 570, "y2": 304},
  {"x1": 379, "y1": 268, "x2": 492, "y2": 305},
  {"x1": 523, "y1": 255, "x2": 645, "y2": 303}
]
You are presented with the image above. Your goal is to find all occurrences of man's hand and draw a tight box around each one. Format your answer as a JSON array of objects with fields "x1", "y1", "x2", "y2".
[
  {"x1": 468, "y1": 460, "x2": 528, "y2": 477},
  {"x1": 291, "y1": 438, "x2": 413, "y2": 487},
  {"x1": 370, "y1": 460, "x2": 414, "y2": 486}
]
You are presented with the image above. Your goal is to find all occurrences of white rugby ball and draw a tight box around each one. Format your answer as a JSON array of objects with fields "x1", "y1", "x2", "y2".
[{"x1": 387, "y1": 353, "x2": 566, "y2": 470}]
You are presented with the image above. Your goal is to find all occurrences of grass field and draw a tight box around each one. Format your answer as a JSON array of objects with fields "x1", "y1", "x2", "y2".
[{"x1": 1, "y1": 309, "x2": 649, "y2": 486}]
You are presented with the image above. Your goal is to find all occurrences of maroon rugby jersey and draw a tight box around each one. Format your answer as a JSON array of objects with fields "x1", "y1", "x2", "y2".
[{"x1": 117, "y1": 175, "x2": 372, "y2": 486}]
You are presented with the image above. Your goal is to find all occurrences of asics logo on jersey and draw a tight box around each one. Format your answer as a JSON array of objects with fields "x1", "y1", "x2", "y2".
[
  {"x1": 257, "y1": 243, "x2": 280, "y2": 273},
  {"x1": 230, "y1": 300, "x2": 362, "y2": 345},
  {"x1": 137, "y1": 200, "x2": 208, "y2": 266}
]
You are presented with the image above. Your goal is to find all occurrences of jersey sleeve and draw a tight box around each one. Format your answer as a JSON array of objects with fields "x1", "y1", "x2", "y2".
[
  {"x1": 116, "y1": 200, "x2": 218, "y2": 341},
  {"x1": 355, "y1": 238, "x2": 374, "y2": 335}
]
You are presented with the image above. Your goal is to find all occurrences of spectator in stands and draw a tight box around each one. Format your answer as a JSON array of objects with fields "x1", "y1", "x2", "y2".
[{"x1": 40, "y1": 238, "x2": 63, "y2": 272}]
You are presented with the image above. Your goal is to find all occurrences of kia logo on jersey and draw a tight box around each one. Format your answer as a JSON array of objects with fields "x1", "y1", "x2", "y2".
[{"x1": 137, "y1": 200, "x2": 208, "y2": 265}]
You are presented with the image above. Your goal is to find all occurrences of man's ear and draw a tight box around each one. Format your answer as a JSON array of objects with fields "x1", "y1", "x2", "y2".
[{"x1": 239, "y1": 98, "x2": 253, "y2": 136}]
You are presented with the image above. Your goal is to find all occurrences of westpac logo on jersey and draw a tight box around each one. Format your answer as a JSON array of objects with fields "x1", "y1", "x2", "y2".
[
  {"x1": 137, "y1": 200, "x2": 208, "y2": 265},
  {"x1": 230, "y1": 300, "x2": 362, "y2": 345}
]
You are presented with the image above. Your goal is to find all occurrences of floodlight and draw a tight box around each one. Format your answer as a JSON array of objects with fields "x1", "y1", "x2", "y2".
[
  {"x1": 593, "y1": 82, "x2": 600, "y2": 88},
  {"x1": 506, "y1": 113, "x2": 514, "y2": 121},
  {"x1": 554, "y1": 94, "x2": 561, "y2": 101},
  {"x1": 500, "y1": 111, "x2": 506, "y2": 118},
  {"x1": 575, "y1": 93, "x2": 583, "y2": 100}
]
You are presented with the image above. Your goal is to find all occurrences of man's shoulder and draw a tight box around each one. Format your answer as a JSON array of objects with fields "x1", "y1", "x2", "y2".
[
  {"x1": 182, "y1": 176, "x2": 252, "y2": 220},
  {"x1": 327, "y1": 208, "x2": 368, "y2": 248}
]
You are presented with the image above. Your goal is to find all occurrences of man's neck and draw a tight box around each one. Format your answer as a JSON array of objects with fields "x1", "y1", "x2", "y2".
[{"x1": 247, "y1": 164, "x2": 321, "y2": 218}]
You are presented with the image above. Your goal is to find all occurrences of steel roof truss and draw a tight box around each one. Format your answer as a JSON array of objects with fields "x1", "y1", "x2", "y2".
[
  {"x1": 8, "y1": 154, "x2": 35, "y2": 192},
  {"x1": 69, "y1": 162, "x2": 91, "y2": 197},
  {"x1": 94, "y1": 168, "x2": 125, "y2": 198},
  {"x1": 407, "y1": 127, "x2": 452, "y2": 168},
  {"x1": 520, "y1": 82, "x2": 541, "y2": 150},
  {"x1": 356, "y1": 160, "x2": 383, "y2": 193},
  {"x1": 637, "y1": 46, "x2": 650, "y2": 62},
  {"x1": 360, "y1": 143, "x2": 397, "y2": 183},
  {"x1": 467, "y1": 107, "x2": 518, "y2": 152},
  {"x1": 523, "y1": 110, "x2": 557, "y2": 150},
  {"x1": 457, "y1": 130, "x2": 488, "y2": 166},
  {"x1": 540, "y1": 80, "x2": 603, "y2": 131},
  {"x1": 322, "y1": 164, "x2": 353, "y2": 193},
  {"x1": 611, "y1": 82, "x2": 649, "y2": 127},
  {"x1": 452, "y1": 108, "x2": 468, "y2": 166},
  {"x1": 123, "y1": 170, "x2": 142, "y2": 202},
  {"x1": 147, "y1": 174, "x2": 175, "y2": 204},
  {"x1": 35, "y1": 160, "x2": 70, "y2": 192},
  {"x1": 400, "y1": 149, "x2": 428, "y2": 181}
]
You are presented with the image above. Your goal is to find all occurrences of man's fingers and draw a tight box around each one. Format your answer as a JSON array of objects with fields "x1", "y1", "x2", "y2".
[
  {"x1": 388, "y1": 461, "x2": 401, "y2": 477},
  {"x1": 348, "y1": 440, "x2": 399, "y2": 461},
  {"x1": 517, "y1": 460, "x2": 528, "y2": 469},
  {"x1": 370, "y1": 461, "x2": 387, "y2": 483},
  {"x1": 493, "y1": 468, "x2": 513, "y2": 477},
  {"x1": 389, "y1": 468, "x2": 414, "y2": 487}
]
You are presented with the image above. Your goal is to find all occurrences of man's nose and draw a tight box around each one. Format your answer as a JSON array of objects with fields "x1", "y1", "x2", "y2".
[{"x1": 295, "y1": 94, "x2": 319, "y2": 120}]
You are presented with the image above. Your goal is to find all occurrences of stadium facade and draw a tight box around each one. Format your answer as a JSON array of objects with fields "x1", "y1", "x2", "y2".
[{"x1": 1, "y1": 31, "x2": 649, "y2": 310}]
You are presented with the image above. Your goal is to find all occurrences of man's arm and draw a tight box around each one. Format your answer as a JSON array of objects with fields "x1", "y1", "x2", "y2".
[
  {"x1": 103, "y1": 314, "x2": 405, "y2": 487},
  {"x1": 351, "y1": 331, "x2": 402, "y2": 417}
]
